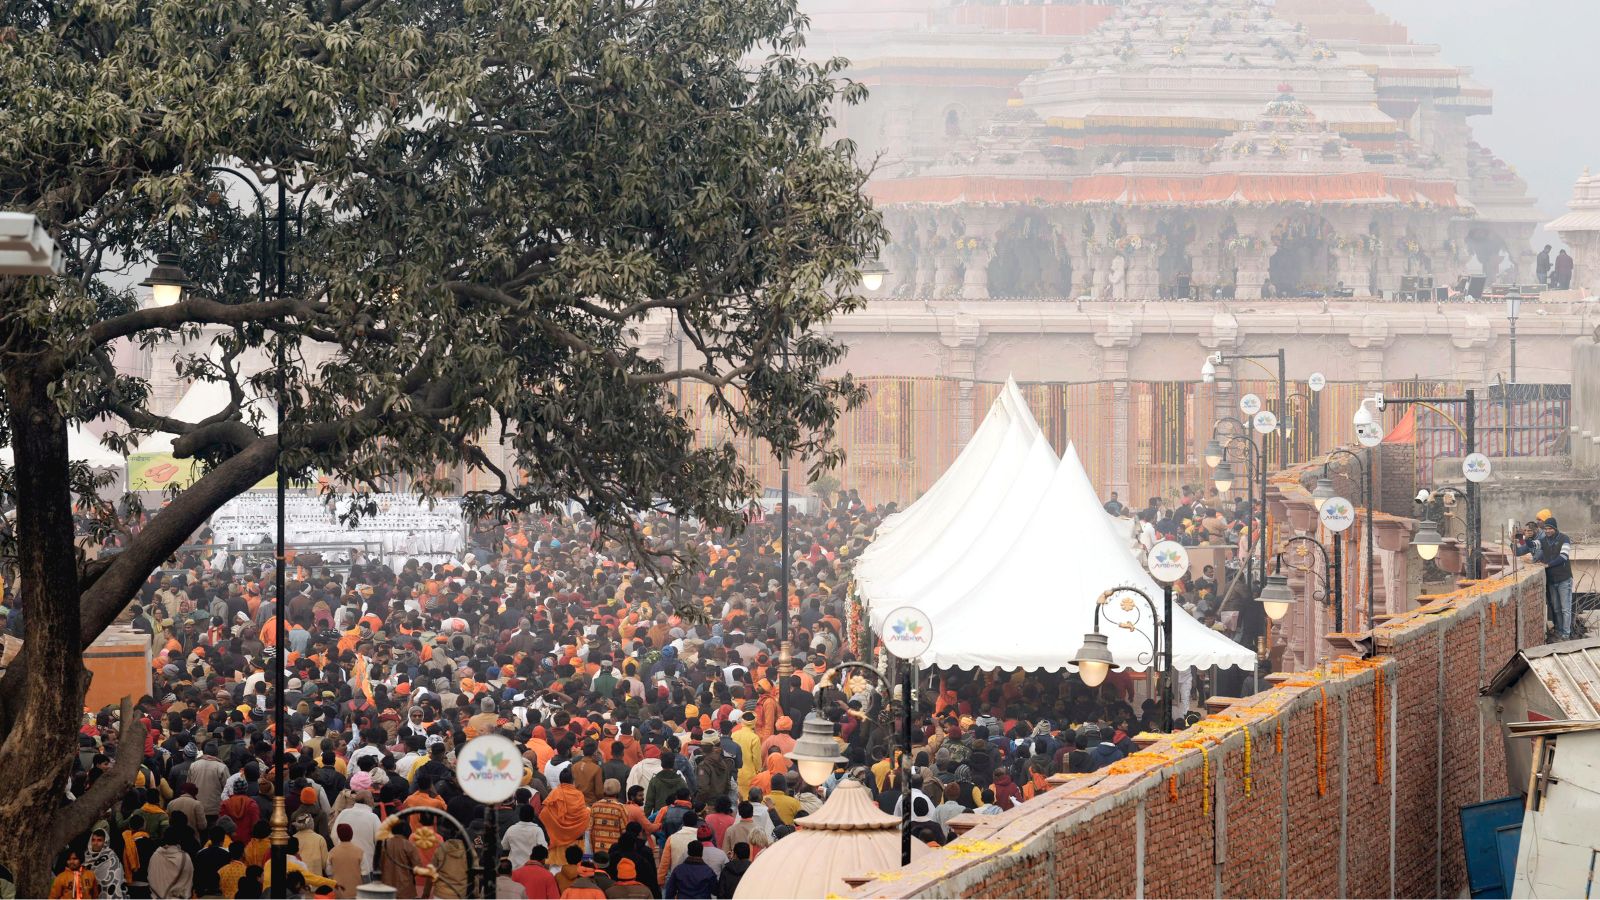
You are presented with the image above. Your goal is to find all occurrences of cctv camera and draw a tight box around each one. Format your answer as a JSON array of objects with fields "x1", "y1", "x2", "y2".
[{"x1": 1414, "y1": 489, "x2": 1431, "y2": 503}]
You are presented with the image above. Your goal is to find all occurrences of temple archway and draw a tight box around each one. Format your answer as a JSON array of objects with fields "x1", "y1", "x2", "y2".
[
  {"x1": 1155, "y1": 217, "x2": 1197, "y2": 298},
  {"x1": 987, "y1": 211, "x2": 1073, "y2": 298},
  {"x1": 1466, "y1": 226, "x2": 1514, "y2": 281},
  {"x1": 1268, "y1": 215, "x2": 1334, "y2": 296}
]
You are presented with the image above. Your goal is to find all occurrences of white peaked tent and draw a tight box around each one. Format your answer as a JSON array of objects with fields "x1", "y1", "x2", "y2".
[
  {"x1": 907, "y1": 442, "x2": 1256, "y2": 672},
  {"x1": 853, "y1": 378, "x2": 1050, "y2": 589},
  {"x1": 862, "y1": 432, "x2": 1059, "y2": 632},
  {"x1": 135, "y1": 370, "x2": 278, "y2": 454},
  {"x1": 0, "y1": 422, "x2": 125, "y2": 468}
]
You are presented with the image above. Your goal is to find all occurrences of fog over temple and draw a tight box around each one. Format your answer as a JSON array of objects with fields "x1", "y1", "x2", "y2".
[{"x1": 802, "y1": 0, "x2": 1543, "y2": 300}]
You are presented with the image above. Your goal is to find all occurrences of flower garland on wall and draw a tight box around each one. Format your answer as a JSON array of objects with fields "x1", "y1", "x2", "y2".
[{"x1": 847, "y1": 590, "x2": 864, "y2": 658}]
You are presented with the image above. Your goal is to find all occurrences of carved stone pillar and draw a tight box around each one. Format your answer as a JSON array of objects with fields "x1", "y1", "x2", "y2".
[
  {"x1": 932, "y1": 249, "x2": 963, "y2": 298},
  {"x1": 1334, "y1": 249, "x2": 1374, "y2": 295},
  {"x1": 937, "y1": 313, "x2": 985, "y2": 383},
  {"x1": 957, "y1": 380, "x2": 976, "y2": 449},
  {"x1": 1450, "y1": 315, "x2": 1493, "y2": 385},
  {"x1": 1124, "y1": 241, "x2": 1160, "y2": 300},
  {"x1": 1373, "y1": 518, "x2": 1417, "y2": 615},
  {"x1": 1199, "y1": 312, "x2": 1242, "y2": 438},
  {"x1": 1187, "y1": 233, "x2": 1219, "y2": 300},
  {"x1": 1348, "y1": 316, "x2": 1392, "y2": 395},
  {"x1": 914, "y1": 239, "x2": 938, "y2": 296},
  {"x1": 1374, "y1": 239, "x2": 1410, "y2": 297},
  {"x1": 1095, "y1": 315, "x2": 1140, "y2": 498},
  {"x1": 1233, "y1": 244, "x2": 1271, "y2": 299},
  {"x1": 962, "y1": 250, "x2": 994, "y2": 299}
]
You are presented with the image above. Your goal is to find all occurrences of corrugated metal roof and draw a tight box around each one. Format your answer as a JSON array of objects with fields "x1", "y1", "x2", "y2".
[{"x1": 1485, "y1": 638, "x2": 1600, "y2": 720}]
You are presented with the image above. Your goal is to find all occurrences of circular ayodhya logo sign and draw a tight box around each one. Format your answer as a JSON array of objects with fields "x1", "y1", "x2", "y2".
[
  {"x1": 882, "y1": 606, "x2": 934, "y2": 660},
  {"x1": 1239, "y1": 393, "x2": 1263, "y2": 416},
  {"x1": 1319, "y1": 496, "x2": 1355, "y2": 533},
  {"x1": 1462, "y1": 452, "x2": 1492, "y2": 483},
  {"x1": 1147, "y1": 540, "x2": 1190, "y2": 583},
  {"x1": 455, "y1": 735, "x2": 524, "y2": 803},
  {"x1": 1253, "y1": 410, "x2": 1279, "y2": 434},
  {"x1": 1308, "y1": 372, "x2": 1327, "y2": 392}
]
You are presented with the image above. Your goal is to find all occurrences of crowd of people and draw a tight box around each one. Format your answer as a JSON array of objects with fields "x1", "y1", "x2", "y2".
[
  {"x1": 1104, "y1": 486, "x2": 1261, "y2": 629},
  {"x1": 16, "y1": 488, "x2": 1181, "y2": 898}
]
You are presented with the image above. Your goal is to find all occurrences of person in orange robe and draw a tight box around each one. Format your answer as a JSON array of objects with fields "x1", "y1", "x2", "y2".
[
  {"x1": 540, "y1": 769, "x2": 592, "y2": 863},
  {"x1": 747, "y1": 751, "x2": 791, "y2": 797}
]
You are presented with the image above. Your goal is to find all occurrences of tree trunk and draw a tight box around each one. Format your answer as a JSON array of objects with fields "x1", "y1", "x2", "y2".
[{"x1": 0, "y1": 364, "x2": 94, "y2": 896}]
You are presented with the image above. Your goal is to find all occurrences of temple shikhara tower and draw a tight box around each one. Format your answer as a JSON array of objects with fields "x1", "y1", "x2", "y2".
[{"x1": 806, "y1": 0, "x2": 1542, "y2": 300}]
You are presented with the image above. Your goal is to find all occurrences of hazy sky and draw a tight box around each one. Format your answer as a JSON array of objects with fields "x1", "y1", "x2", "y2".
[{"x1": 1370, "y1": 0, "x2": 1600, "y2": 222}]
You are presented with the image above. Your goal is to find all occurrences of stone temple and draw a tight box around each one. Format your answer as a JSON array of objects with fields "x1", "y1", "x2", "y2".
[{"x1": 805, "y1": 0, "x2": 1544, "y2": 301}]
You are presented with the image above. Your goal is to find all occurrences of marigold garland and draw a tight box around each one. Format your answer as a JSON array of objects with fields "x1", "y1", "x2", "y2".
[
  {"x1": 1243, "y1": 726, "x2": 1254, "y2": 796},
  {"x1": 1374, "y1": 667, "x2": 1387, "y2": 785},
  {"x1": 1315, "y1": 686, "x2": 1329, "y2": 797},
  {"x1": 1169, "y1": 774, "x2": 1179, "y2": 803},
  {"x1": 1172, "y1": 738, "x2": 1215, "y2": 815},
  {"x1": 1106, "y1": 751, "x2": 1174, "y2": 777},
  {"x1": 847, "y1": 590, "x2": 863, "y2": 658},
  {"x1": 1275, "y1": 722, "x2": 1283, "y2": 754}
]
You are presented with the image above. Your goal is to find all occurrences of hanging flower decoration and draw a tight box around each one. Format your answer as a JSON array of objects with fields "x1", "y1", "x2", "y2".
[{"x1": 1334, "y1": 234, "x2": 1381, "y2": 254}]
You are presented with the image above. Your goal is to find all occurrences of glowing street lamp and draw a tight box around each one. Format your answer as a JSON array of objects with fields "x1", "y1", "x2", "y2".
[
  {"x1": 786, "y1": 713, "x2": 848, "y2": 789},
  {"x1": 138, "y1": 252, "x2": 195, "y2": 308},
  {"x1": 860, "y1": 258, "x2": 887, "y2": 292},
  {"x1": 1211, "y1": 459, "x2": 1235, "y2": 494},
  {"x1": 1411, "y1": 519, "x2": 1444, "y2": 561},
  {"x1": 1258, "y1": 573, "x2": 1295, "y2": 622},
  {"x1": 1070, "y1": 632, "x2": 1115, "y2": 688}
]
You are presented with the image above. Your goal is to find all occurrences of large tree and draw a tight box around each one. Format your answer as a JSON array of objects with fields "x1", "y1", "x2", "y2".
[{"x1": 0, "y1": 0, "x2": 880, "y2": 888}]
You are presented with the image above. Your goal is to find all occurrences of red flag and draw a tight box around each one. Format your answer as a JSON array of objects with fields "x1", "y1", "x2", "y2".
[{"x1": 1383, "y1": 408, "x2": 1416, "y2": 443}]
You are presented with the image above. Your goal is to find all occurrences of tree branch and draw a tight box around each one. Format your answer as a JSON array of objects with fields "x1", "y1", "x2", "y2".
[
  {"x1": 88, "y1": 296, "x2": 323, "y2": 347},
  {"x1": 75, "y1": 437, "x2": 278, "y2": 646},
  {"x1": 47, "y1": 696, "x2": 147, "y2": 850}
]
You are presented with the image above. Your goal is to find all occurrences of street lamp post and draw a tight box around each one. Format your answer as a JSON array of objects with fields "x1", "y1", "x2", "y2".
[
  {"x1": 1412, "y1": 487, "x2": 1468, "y2": 564},
  {"x1": 1277, "y1": 535, "x2": 1338, "y2": 633},
  {"x1": 788, "y1": 659, "x2": 914, "y2": 863},
  {"x1": 1506, "y1": 294, "x2": 1521, "y2": 385},
  {"x1": 1211, "y1": 420, "x2": 1268, "y2": 593},
  {"x1": 1256, "y1": 570, "x2": 1297, "y2": 623},
  {"x1": 1379, "y1": 390, "x2": 1482, "y2": 578},
  {"x1": 1070, "y1": 586, "x2": 1171, "y2": 732},
  {"x1": 1315, "y1": 450, "x2": 1374, "y2": 631},
  {"x1": 1204, "y1": 348, "x2": 1288, "y2": 468},
  {"x1": 777, "y1": 343, "x2": 794, "y2": 694},
  {"x1": 141, "y1": 168, "x2": 296, "y2": 895}
]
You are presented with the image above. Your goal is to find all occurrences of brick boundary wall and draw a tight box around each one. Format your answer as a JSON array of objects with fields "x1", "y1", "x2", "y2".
[{"x1": 844, "y1": 568, "x2": 1545, "y2": 899}]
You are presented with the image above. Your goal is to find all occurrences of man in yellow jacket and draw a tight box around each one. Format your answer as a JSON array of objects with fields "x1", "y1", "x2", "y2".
[{"x1": 729, "y1": 712, "x2": 763, "y2": 799}]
